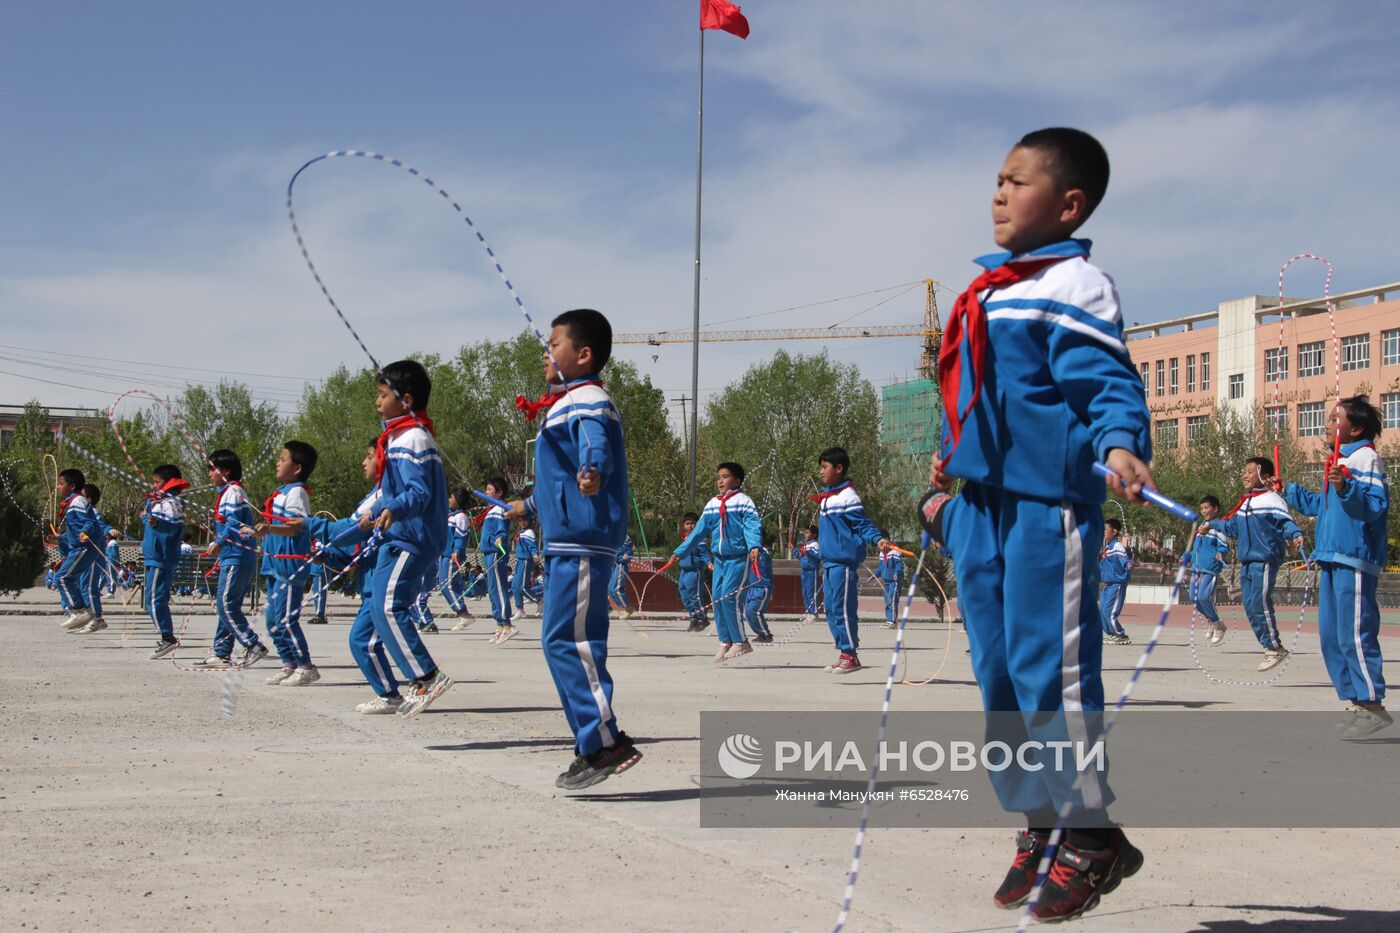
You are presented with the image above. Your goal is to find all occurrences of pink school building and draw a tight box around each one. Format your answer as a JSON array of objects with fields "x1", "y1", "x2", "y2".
[{"x1": 1124, "y1": 281, "x2": 1400, "y2": 455}]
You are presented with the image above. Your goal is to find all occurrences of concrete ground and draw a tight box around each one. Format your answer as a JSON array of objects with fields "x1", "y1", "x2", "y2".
[{"x1": 2, "y1": 587, "x2": 1397, "y2": 932}]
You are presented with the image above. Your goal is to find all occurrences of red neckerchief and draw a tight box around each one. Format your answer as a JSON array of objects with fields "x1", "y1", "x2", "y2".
[
  {"x1": 261, "y1": 482, "x2": 306, "y2": 525},
  {"x1": 810, "y1": 480, "x2": 852, "y2": 504},
  {"x1": 148, "y1": 477, "x2": 191, "y2": 501},
  {"x1": 1224, "y1": 487, "x2": 1272, "y2": 519},
  {"x1": 515, "y1": 380, "x2": 604, "y2": 421},
  {"x1": 215, "y1": 481, "x2": 242, "y2": 522},
  {"x1": 58, "y1": 492, "x2": 79, "y2": 520},
  {"x1": 375, "y1": 412, "x2": 436, "y2": 482},
  {"x1": 938, "y1": 255, "x2": 1075, "y2": 465},
  {"x1": 717, "y1": 488, "x2": 741, "y2": 525}
]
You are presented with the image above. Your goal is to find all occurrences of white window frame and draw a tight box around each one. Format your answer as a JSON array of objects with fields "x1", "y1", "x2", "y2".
[
  {"x1": 1264, "y1": 347, "x2": 1288, "y2": 382},
  {"x1": 1383, "y1": 329, "x2": 1400, "y2": 367},
  {"x1": 1298, "y1": 401, "x2": 1326, "y2": 436},
  {"x1": 1186, "y1": 354, "x2": 1196, "y2": 393},
  {"x1": 1298, "y1": 340, "x2": 1325, "y2": 377},
  {"x1": 1201, "y1": 352, "x2": 1211, "y2": 391},
  {"x1": 1341, "y1": 333, "x2": 1370, "y2": 372},
  {"x1": 1228, "y1": 373, "x2": 1244, "y2": 400},
  {"x1": 1382, "y1": 393, "x2": 1400, "y2": 431}
]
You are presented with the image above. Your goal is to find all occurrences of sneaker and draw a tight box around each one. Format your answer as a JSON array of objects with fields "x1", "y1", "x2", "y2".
[
  {"x1": 1257, "y1": 647, "x2": 1289, "y2": 672},
  {"x1": 621, "y1": 609, "x2": 635, "y2": 620},
  {"x1": 397, "y1": 670, "x2": 453, "y2": 717},
  {"x1": 265, "y1": 666, "x2": 295, "y2": 685},
  {"x1": 684, "y1": 619, "x2": 702, "y2": 632},
  {"x1": 884, "y1": 620, "x2": 898, "y2": 630},
  {"x1": 78, "y1": 617, "x2": 108, "y2": 633},
  {"x1": 495, "y1": 625, "x2": 519, "y2": 644},
  {"x1": 356, "y1": 694, "x2": 403, "y2": 715},
  {"x1": 419, "y1": 622, "x2": 440, "y2": 634},
  {"x1": 62, "y1": 609, "x2": 95, "y2": 631},
  {"x1": 283, "y1": 666, "x2": 321, "y2": 686},
  {"x1": 1342, "y1": 707, "x2": 1394, "y2": 739},
  {"x1": 307, "y1": 615, "x2": 328, "y2": 625},
  {"x1": 723, "y1": 641, "x2": 753, "y2": 660},
  {"x1": 1106, "y1": 633, "x2": 1132, "y2": 645},
  {"x1": 830, "y1": 653, "x2": 862, "y2": 675},
  {"x1": 801, "y1": 613, "x2": 817, "y2": 624},
  {"x1": 451, "y1": 617, "x2": 475, "y2": 631},
  {"x1": 823, "y1": 654, "x2": 846, "y2": 673},
  {"x1": 713, "y1": 643, "x2": 733, "y2": 663},
  {"x1": 753, "y1": 634, "x2": 774, "y2": 645},
  {"x1": 556, "y1": 734, "x2": 643, "y2": 791},
  {"x1": 149, "y1": 639, "x2": 179, "y2": 660},
  {"x1": 240, "y1": 643, "x2": 270, "y2": 668},
  {"x1": 1335, "y1": 703, "x2": 1365, "y2": 732},
  {"x1": 993, "y1": 830, "x2": 1049, "y2": 909},
  {"x1": 1207, "y1": 622, "x2": 1227, "y2": 646},
  {"x1": 193, "y1": 655, "x2": 231, "y2": 669},
  {"x1": 1030, "y1": 828, "x2": 1143, "y2": 922}
]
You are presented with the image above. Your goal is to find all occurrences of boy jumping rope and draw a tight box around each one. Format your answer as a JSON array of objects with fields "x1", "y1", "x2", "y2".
[
  {"x1": 673, "y1": 462, "x2": 761, "y2": 662},
  {"x1": 1098, "y1": 518, "x2": 1132, "y2": 645},
  {"x1": 920, "y1": 128, "x2": 1152, "y2": 920},
  {"x1": 508, "y1": 308, "x2": 642, "y2": 788},
  {"x1": 196, "y1": 449, "x2": 269, "y2": 668},
  {"x1": 256, "y1": 441, "x2": 320, "y2": 685},
  {"x1": 814, "y1": 447, "x2": 888, "y2": 674},
  {"x1": 1283, "y1": 396, "x2": 1391, "y2": 736},
  {"x1": 875, "y1": 530, "x2": 904, "y2": 630},
  {"x1": 794, "y1": 525, "x2": 821, "y2": 622},
  {"x1": 1186, "y1": 495, "x2": 1230, "y2": 646},
  {"x1": 678, "y1": 511, "x2": 712, "y2": 632},
  {"x1": 142, "y1": 464, "x2": 190, "y2": 659}
]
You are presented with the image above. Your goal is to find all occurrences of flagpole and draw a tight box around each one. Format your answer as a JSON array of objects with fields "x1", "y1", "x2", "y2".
[{"x1": 688, "y1": 27, "x2": 705, "y2": 504}]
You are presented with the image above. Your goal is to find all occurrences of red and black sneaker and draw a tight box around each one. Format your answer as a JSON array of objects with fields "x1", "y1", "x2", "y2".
[
  {"x1": 556, "y1": 732, "x2": 643, "y2": 791},
  {"x1": 1029, "y1": 828, "x2": 1143, "y2": 922},
  {"x1": 993, "y1": 830, "x2": 1048, "y2": 909}
]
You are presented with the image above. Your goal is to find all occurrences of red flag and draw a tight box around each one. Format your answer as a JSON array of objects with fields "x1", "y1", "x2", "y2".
[{"x1": 701, "y1": 0, "x2": 749, "y2": 38}]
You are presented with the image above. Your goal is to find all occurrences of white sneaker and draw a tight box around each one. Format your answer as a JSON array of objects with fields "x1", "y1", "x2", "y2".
[
  {"x1": 1335, "y1": 703, "x2": 1365, "y2": 732},
  {"x1": 283, "y1": 666, "x2": 321, "y2": 686},
  {"x1": 1342, "y1": 707, "x2": 1394, "y2": 738},
  {"x1": 356, "y1": 694, "x2": 403, "y2": 715},
  {"x1": 397, "y1": 670, "x2": 453, "y2": 717},
  {"x1": 79, "y1": 618, "x2": 108, "y2": 633},
  {"x1": 265, "y1": 666, "x2": 295, "y2": 685},
  {"x1": 193, "y1": 655, "x2": 230, "y2": 669},
  {"x1": 1257, "y1": 647, "x2": 1289, "y2": 672},
  {"x1": 494, "y1": 625, "x2": 519, "y2": 645},
  {"x1": 1207, "y1": 623, "x2": 1227, "y2": 646},
  {"x1": 722, "y1": 641, "x2": 753, "y2": 660},
  {"x1": 240, "y1": 643, "x2": 270, "y2": 668},
  {"x1": 714, "y1": 643, "x2": 733, "y2": 663},
  {"x1": 62, "y1": 609, "x2": 95, "y2": 631},
  {"x1": 883, "y1": 620, "x2": 897, "y2": 630},
  {"x1": 451, "y1": 616, "x2": 475, "y2": 631},
  {"x1": 801, "y1": 613, "x2": 817, "y2": 624}
]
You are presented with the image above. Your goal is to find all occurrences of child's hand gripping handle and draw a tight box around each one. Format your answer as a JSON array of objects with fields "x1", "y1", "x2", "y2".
[{"x1": 1092, "y1": 463, "x2": 1197, "y2": 522}]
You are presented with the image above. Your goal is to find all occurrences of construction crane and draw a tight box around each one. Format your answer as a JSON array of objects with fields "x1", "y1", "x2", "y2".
[{"x1": 616, "y1": 280, "x2": 943, "y2": 379}]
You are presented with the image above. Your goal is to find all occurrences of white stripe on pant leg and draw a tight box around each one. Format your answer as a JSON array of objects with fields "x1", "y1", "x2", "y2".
[
  {"x1": 571, "y1": 557, "x2": 615, "y2": 748},
  {"x1": 382, "y1": 550, "x2": 427, "y2": 679},
  {"x1": 1059, "y1": 505, "x2": 1101, "y2": 810},
  {"x1": 1353, "y1": 569, "x2": 1377, "y2": 702},
  {"x1": 367, "y1": 631, "x2": 392, "y2": 695},
  {"x1": 148, "y1": 569, "x2": 161, "y2": 632},
  {"x1": 840, "y1": 569, "x2": 856, "y2": 650},
  {"x1": 1261, "y1": 564, "x2": 1280, "y2": 647}
]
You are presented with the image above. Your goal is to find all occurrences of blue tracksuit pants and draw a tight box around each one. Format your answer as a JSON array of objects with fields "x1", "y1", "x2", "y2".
[
  {"x1": 711, "y1": 556, "x2": 747, "y2": 643},
  {"x1": 882, "y1": 577, "x2": 903, "y2": 622},
  {"x1": 1098, "y1": 583, "x2": 1127, "y2": 636},
  {"x1": 264, "y1": 575, "x2": 312, "y2": 668},
  {"x1": 368, "y1": 545, "x2": 439, "y2": 681},
  {"x1": 609, "y1": 564, "x2": 631, "y2": 610},
  {"x1": 679, "y1": 568, "x2": 707, "y2": 622},
  {"x1": 1239, "y1": 561, "x2": 1282, "y2": 649},
  {"x1": 512, "y1": 558, "x2": 537, "y2": 610},
  {"x1": 541, "y1": 553, "x2": 621, "y2": 756},
  {"x1": 1318, "y1": 564, "x2": 1386, "y2": 703},
  {"x1": 312, "y1": 573, "x2": 328, "y2": 619},
  {"x1": 81, "y1": 563, "x2": 103, "y2": 621},
  {"x1": 824, "y1": 563, "x2": 862, "y2": 653},
  {"x1": 212, "y1": 562, "x2": 260, "y2": 658},
  {"x1": 745, "y1": 585, "x2": 773, "y2": 638},
  {"x1": 55, "y1": 548, "x2": 93, "y2": 611},
  {"x1": 350, "y1": 594, "x2": 401, "y2": 698},
  {"x1": 484, "y1": 550, "x2": 512, "y2": 626},
  {"x1": 940, "y1": 482, "x2": 1111, "y2": 820},
  {"x1": 440, "y1": 555, "x2": 468, "y2": 614},
  {"x1": 1189, "y1": 571, "x2": 1220, "y2": 624},
  {"x1": 144, "y1": 563, "x2": 176, "y2": 639},
  {"x1": 415, "y1": 562, "x2": 437, "y2": 626},
  {"x1": 801, "y1": 569, "x2": 819, "y2": 615}
]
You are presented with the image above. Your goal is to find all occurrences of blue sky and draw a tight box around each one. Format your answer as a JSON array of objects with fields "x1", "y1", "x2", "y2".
[{"x1": 2, "y1": 1, "x2": 1397, "y2": 422}]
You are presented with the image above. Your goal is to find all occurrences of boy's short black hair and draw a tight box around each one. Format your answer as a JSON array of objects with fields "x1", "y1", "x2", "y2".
[
  {"x1": 1200, "y1": 495, "x2": 1222, "y2": 510},
  {"x1": 283, "y1": 441, "x2": 318, "y2": 482},
  {"x1": 83, "y1": 483, "x2": 101, "y2": 506},
  {"x1": 551, "y1": 308, "x2": 612, "y2": 373},
  {"x1": 153, "y1": 464, "x2": 182, "y2": 483},
  {"x1": 717, "y1": 461, "x2": 746, "y2": 484},
  {"x1": 379, "y1": 359, "x2": 432, "y2": 411},
  {"x1": 451, "y1": 487, "x2": 471, "y2": 509},
  {"x1": 806, "y1": 524, "x2": 817, "y2": 535},
  {"x1": 58, "y1": 468, "x2": 86, "y2": 489},
  {"x1": 368, "y1": 437, "x2": 381, "y2": 449},
  {"x1": 1339, "y1": 395, "x2": 1382, "y2": 440},
  {"x1": 819, "y1": 447, "x2": 850, "y2": 472},
  {"x1": 1246, "y1": 456, "x2": 1276, "y2": 479},
  {"x1": 1016, "y1": 127, "x2": 1110, "y2": 222},
  {"x1": 486, "y1": 475, "x2": 510, "y2": 496},
  {"x1": 1105, "y1": 518, "x2": 1122, "y2": 532},
  {"x1": 682, "y1": 511, "x2": 700, "y2": 523},
  {"x1": 209, "y1": 448, "x2": 243, "y2": 482}
]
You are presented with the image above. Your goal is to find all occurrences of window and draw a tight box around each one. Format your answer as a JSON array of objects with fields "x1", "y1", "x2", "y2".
[
  {"x1": 1264, "y1": 347, "x2": 1288, "y2": 382},
  {"x1": 1228, "y1": 373, "x2": 1244, "y2": 400},
  {"x1": 1298, "y1": 340, "x2": 1325, "y2": 377},
  {"x1": 1138, "y1": 362, "x2": 1149, "y2": 397},
  {"x1": 1201, "y1": 352, "x2": 1211, "y2": 391},
  {"x1": 1384, "y1": 329, "x2": 1400, "y2": 366},
  {"x1": 1155, "y1": 418, "x2": 1179, "y2": 450},
  {"x1": 1186, "y1": 415, "x2": 1209, "y2": 443},
  {"x1": 1298, "y1": 401, "x2": 1326, "y2": 436},
  {"x1": 1265, "y1": 405, "x2": 1287, "y2": 434},
  {"x1": 1169, "y1": 358, "x2": 1179, "y2": 395},
  {"x1": 1383, "y1": 393, "x2": 1400, "y2": 430},
  {"x1": 1342, "y1": 333, "x2": 1370, "y2": 371},
  {"x1": 1155, "y1": 360, "x2": 1165, "y2": 397},
  {"x1": 1186, "y1": 355, "x2": 1196, "y2": 393}
]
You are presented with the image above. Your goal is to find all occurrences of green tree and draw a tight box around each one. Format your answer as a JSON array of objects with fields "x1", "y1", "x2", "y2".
[
  {"x1": 171, "y1": 382, "x2": 284, "y2": 492},
  {"x1": 290, "y1": 365, "x2": 383, "y2": 519},
  {"x1": 0, "y1": 401, "x2": 52, "y2": 594}
]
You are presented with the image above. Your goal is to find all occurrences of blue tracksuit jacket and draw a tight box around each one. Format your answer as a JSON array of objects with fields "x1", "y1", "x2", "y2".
[
  {"x1": 1207, "y1": 488, "x2": 1302, "y2": 565},
  {"x1": 1283, "y1": 441, "x2": 1389, "y2": 576},
  {"x1": 377, "y1": 420, "x2": 448, "y2": 557},
  {"x1": 213, "y1": 482, "x2": 258, "y2": 565}
]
